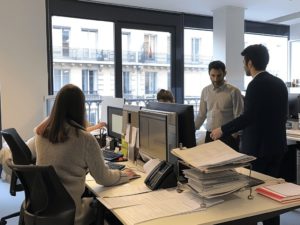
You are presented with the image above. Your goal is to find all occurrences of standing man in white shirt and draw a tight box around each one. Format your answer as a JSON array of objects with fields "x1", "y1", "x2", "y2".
[{"x1": 194, "y1": 60, "x2": 244, "y2": 150}]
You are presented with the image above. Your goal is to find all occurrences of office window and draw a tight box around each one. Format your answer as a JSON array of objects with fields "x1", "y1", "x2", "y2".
[
  {"x1": 121, "y1": 28, "x2": 171, "y2": 105},
  {"x1": 53, "y1": 69, "x2": 70, "y2": 93},
  {"x1": 244, "y1": 33, "x2": 288, "y2": 87},
  {"x1": 51, "y1": 16, "x2": 115, "y2": 98},
  {"x1": 184, "y1": 29, "x2": 213, "y2": 113},
  {"x1": 145, "y1": 72, "x2": 157, "y2": 95},
  {"x1": 82, "y1": 69, "x2": 98, "y2": 95},
  {"x1": 289, "y1": 40, "x2": 300, "y2": 85}
]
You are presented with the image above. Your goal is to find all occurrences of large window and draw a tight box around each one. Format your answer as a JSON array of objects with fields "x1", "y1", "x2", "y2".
[
  {"x1": 244, "y1": 33, "x2": 288, "y2": 87},
  {"x1": 51, "y1": 16, "x2": 115, "y2": 97},
  {"x1": 121, "y1": 28, "x2": 171, "y2": 104},
  {"x1": 48, "y1": 0, "x2": 289, "y2": 123},
  {"x1": 289, "y1": 40, "x2": 300, "y2": 86},
  {"x1": 184, "y1": 29, "x2": 213, "y2": 114}
]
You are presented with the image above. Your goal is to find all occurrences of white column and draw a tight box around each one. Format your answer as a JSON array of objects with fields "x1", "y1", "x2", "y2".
[{"x1": 213, "y1": 6, "x2": 245, "y2": 90}]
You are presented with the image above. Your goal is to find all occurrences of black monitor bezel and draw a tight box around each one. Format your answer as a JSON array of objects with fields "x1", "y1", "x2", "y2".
[{"x1": 146, "y1": 102, "x2": 196, "y2": 148}]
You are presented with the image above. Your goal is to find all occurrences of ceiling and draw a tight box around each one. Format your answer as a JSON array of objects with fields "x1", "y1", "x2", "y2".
[{"x1": 86, "y1": 0, "x2": 300, "y2": 25}]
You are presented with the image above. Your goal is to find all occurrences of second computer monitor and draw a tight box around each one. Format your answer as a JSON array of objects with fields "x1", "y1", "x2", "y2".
[
  {"x1": 146, "y1": 102, "x2": 196, "y2": 148},
  {"x1": 107, "y1": 106, "x2": 123, "y2": 140}
]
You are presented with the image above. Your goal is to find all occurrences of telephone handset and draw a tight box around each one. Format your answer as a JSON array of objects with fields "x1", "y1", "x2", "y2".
[{"x1": 144, "y1": 161, "x2": 177, "y2": 190}]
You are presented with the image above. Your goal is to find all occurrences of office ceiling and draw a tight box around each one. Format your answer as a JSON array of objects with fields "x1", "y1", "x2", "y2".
[{"x1": 86, "y1": 0, "x2": 300, "y2": 25}]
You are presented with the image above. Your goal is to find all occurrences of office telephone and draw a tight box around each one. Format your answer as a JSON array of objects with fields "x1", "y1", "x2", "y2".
[{"x1": 144, "y1": 161, "x2": 177, "y2": 190}]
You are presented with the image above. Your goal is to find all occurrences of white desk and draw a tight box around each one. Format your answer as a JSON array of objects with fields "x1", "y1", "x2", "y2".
[
  {"x1": 286, "y1": 129, "x2": 300, "y2": 184},
  {"x1": 86, "y1": 162, "x2": 300, "y2": 225}
]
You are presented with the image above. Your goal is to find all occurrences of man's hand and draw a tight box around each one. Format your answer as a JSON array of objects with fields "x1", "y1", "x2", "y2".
[{"x1": 210, "y1": 127, "x2": 223, "y2": 140}]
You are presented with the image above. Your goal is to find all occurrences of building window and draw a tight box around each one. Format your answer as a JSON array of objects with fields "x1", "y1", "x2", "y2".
[
  {"x1": 145, "y1": 72, "x2": 157, "y2": 95},
  {"x1": 52, "y1": 26, "x2": 70, "y2": 57},
  {"x1": 82, "y1": 69, "x2": 98, "y2": 95},
  {"x1": 81, "y1": 28, "x2": 98, "y2": 59},
  {"x1": 123, "y1": 71, "x2": 131, "y2": 95},
  {"x1": 143, "y1": 34, "x2": 157, "y2": 61},
  {"x1": 53, "y1": 69, "x2": 70, "y2": 93},
  {"x1": 191, "y1": 38, "x2": 200, "y2": 62}
]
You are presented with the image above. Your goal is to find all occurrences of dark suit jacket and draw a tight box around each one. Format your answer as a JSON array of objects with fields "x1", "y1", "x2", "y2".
[{"x1": 222, "y1": 71, "x2": 288, "y2": 158}]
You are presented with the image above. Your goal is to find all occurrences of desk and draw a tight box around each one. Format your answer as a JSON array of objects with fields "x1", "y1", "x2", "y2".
[
  {"x1": 86, "y1": 162, "x2": 300, "y2": 225},
  {"x1": 286, "y1": 129, "x2": 300, "y2": 184}
]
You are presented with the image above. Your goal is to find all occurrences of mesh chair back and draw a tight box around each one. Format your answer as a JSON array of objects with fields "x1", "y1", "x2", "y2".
[
  {"x1": 1, "y1": 128, "x2": 32, "y2": 165},
  {"x1": 7, "y1": 160, "x2": 76, "y2": 225}
]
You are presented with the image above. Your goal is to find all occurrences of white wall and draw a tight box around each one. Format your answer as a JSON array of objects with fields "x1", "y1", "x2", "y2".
[{"x1": 0, "y1": 0, "x2": 48, "y2": 139}]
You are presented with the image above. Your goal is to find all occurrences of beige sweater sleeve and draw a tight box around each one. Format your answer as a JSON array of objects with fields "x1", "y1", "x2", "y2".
[{"x1": 84, "y1": 134, "x2": 129, "y2": 186}]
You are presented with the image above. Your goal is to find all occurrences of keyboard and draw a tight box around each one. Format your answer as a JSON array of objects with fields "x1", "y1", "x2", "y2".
[
  {"x1": 102, "y1": 149, "x2": 123, "y2": 161},
  {"x1": 106, "y1": 162, "x2": 125, "y2": 170}
]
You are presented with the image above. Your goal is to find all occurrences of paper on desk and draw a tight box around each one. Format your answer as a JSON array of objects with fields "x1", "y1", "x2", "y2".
[
  {"x1": 115, "y1": 194, "x2": 200, "y2": 225},
  {"x1": 98, "y1": 182, "x2": 152, "y2": 198},
  {"x1": 102, "y1": 189, "x2": 223, "y2": 224},
  {"x1": 100, "y1": 189, "x2": 175, "y2": 209},
  {"x1": 171, "y1": 140, "x2": 255, "y2": 171}
]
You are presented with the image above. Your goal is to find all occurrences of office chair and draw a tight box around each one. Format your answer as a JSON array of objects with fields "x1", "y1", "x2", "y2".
[
  {"x1": 6, "y1": 159, "x2": 76, "y2": 225},
  {"x1": 0, "y1": 128, "x2": 34, "y2": 225}
]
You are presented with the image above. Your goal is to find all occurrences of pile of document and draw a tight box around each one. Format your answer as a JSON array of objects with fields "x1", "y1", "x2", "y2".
[
  {"x1": 171, "y1": 140, "x2": 256, "y2": 198},
  {"x1": 183, "y1": 168, "x2": 249, "y2": 198},
  {"x1": 256, "y1": 182, "x2": 300, "y2": 203}
]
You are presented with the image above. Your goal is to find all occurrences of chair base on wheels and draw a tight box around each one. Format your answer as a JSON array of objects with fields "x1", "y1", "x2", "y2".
[{"x1": 0, "y1": 212, "x2": 20, "y2": 225}]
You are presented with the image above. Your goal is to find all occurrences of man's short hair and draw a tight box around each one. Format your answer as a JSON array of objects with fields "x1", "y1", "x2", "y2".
[
  {"x1": 241, "y1": 44, "x2": 269, "y2": 70},
  {"x1": 208, "y1": 60, "x2": 226, "y2": 73}
]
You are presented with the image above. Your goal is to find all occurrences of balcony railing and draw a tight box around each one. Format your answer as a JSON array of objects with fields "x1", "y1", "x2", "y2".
[
  {"x1": 46, "y1": 94, "x2": 200, "y2": 126},
  {"x1": 84, "y1": 96, "x2": 200, "y2": 125},
  {"x1": 53, "y1": 46, "x2": 211, "y2": 66}
]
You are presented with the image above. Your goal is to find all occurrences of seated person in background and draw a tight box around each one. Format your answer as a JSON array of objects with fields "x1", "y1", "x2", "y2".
[
  {"x1": 34, "y1": 84, "x2": 136, "y2": 225},
  {"x1": 194, "y1": 60, "x2": 244, "y2": 151},
  {"x1": 157, "y1": 89, "x2": 175, "y2": 103}
]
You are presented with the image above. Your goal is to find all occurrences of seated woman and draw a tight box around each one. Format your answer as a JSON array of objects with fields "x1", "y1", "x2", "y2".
[
  {"x1": 34, "y1": 84, "x2": 136, "y2": 225},
  {"x1": 156, "y1": 89, "x2": 175, "y2": 103}
]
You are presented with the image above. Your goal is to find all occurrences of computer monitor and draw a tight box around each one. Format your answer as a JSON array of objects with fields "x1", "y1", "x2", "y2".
[
  {"x1": 139, "y1": 109, "x2": 178, "y2": 163},
  {"x1": 146, "y1": 102, "x2": 196, "y2": 148},
  {"x1": 107, "y1": 106, "x2": 123, "y2": 141},
  {"x1": 288, "y1": 93, "x2": 300, "y2": 119}
]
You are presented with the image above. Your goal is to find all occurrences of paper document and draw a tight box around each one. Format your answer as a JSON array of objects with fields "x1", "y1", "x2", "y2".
[
  {"x1": 115, "y1": 194, "x2": 200, "y2": 225},
  {"x1": 256, "y1": 182, "x2": 300, "y2": 203},
  {"x1": 171, "y1": 140, "x2": 255, "y2": 172},
  {"x1": 99, "y1": 182, "x2": 151, "y2": 198}
]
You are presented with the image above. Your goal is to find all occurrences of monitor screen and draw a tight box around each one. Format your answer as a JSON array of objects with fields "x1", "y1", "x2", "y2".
[
  {"x1": 139, "y1": 109, "x2": 177, "y2": 163},
  {"x1": 107, "y1": 106, "x2": 123, "y2": 140},
  {"x1": 288, "y1": 93, "x2": 300, "y2": 119},
  {"x1": 146, "y1": 102, "x2": 196, "y2": 148}
]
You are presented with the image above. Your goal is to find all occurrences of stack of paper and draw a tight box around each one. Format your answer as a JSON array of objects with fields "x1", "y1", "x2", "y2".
[
  {"x1": 171, "y1": 140, "x2": 256, "y2": 173},
  {"x1": 256, "y1": 182, "x2": 300, "y2": 203},
  {"x1": 171, "y1": 140, "x2": 257, "y2": 198},
  {"x1": 183, "y1": 168, "x2": 249, "y2": 198}
]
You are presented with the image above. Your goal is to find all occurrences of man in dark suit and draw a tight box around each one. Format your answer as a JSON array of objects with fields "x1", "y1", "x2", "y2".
[{"x1": 210, "y1": 44, "x2": 288, "y2": 225}]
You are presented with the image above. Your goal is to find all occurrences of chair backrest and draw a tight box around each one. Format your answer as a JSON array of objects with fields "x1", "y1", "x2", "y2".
[
  {"x1": 1, "y1": 128, "x2": 32, "y2": 165},
  {"x1": 1, "y1": 128, "x2": 34, "y2": 196},
  {"x1": 7, "y1": 160, "x2": 76, "y2": 225}
]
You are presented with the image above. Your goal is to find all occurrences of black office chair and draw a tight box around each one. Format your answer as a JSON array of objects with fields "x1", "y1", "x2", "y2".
[
  {"x1": 6, "y1": 159, "x2": 76, "y2": 225},
  {"x1": 0, "y1": 128, "x2": 34, "y2": 225}
]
